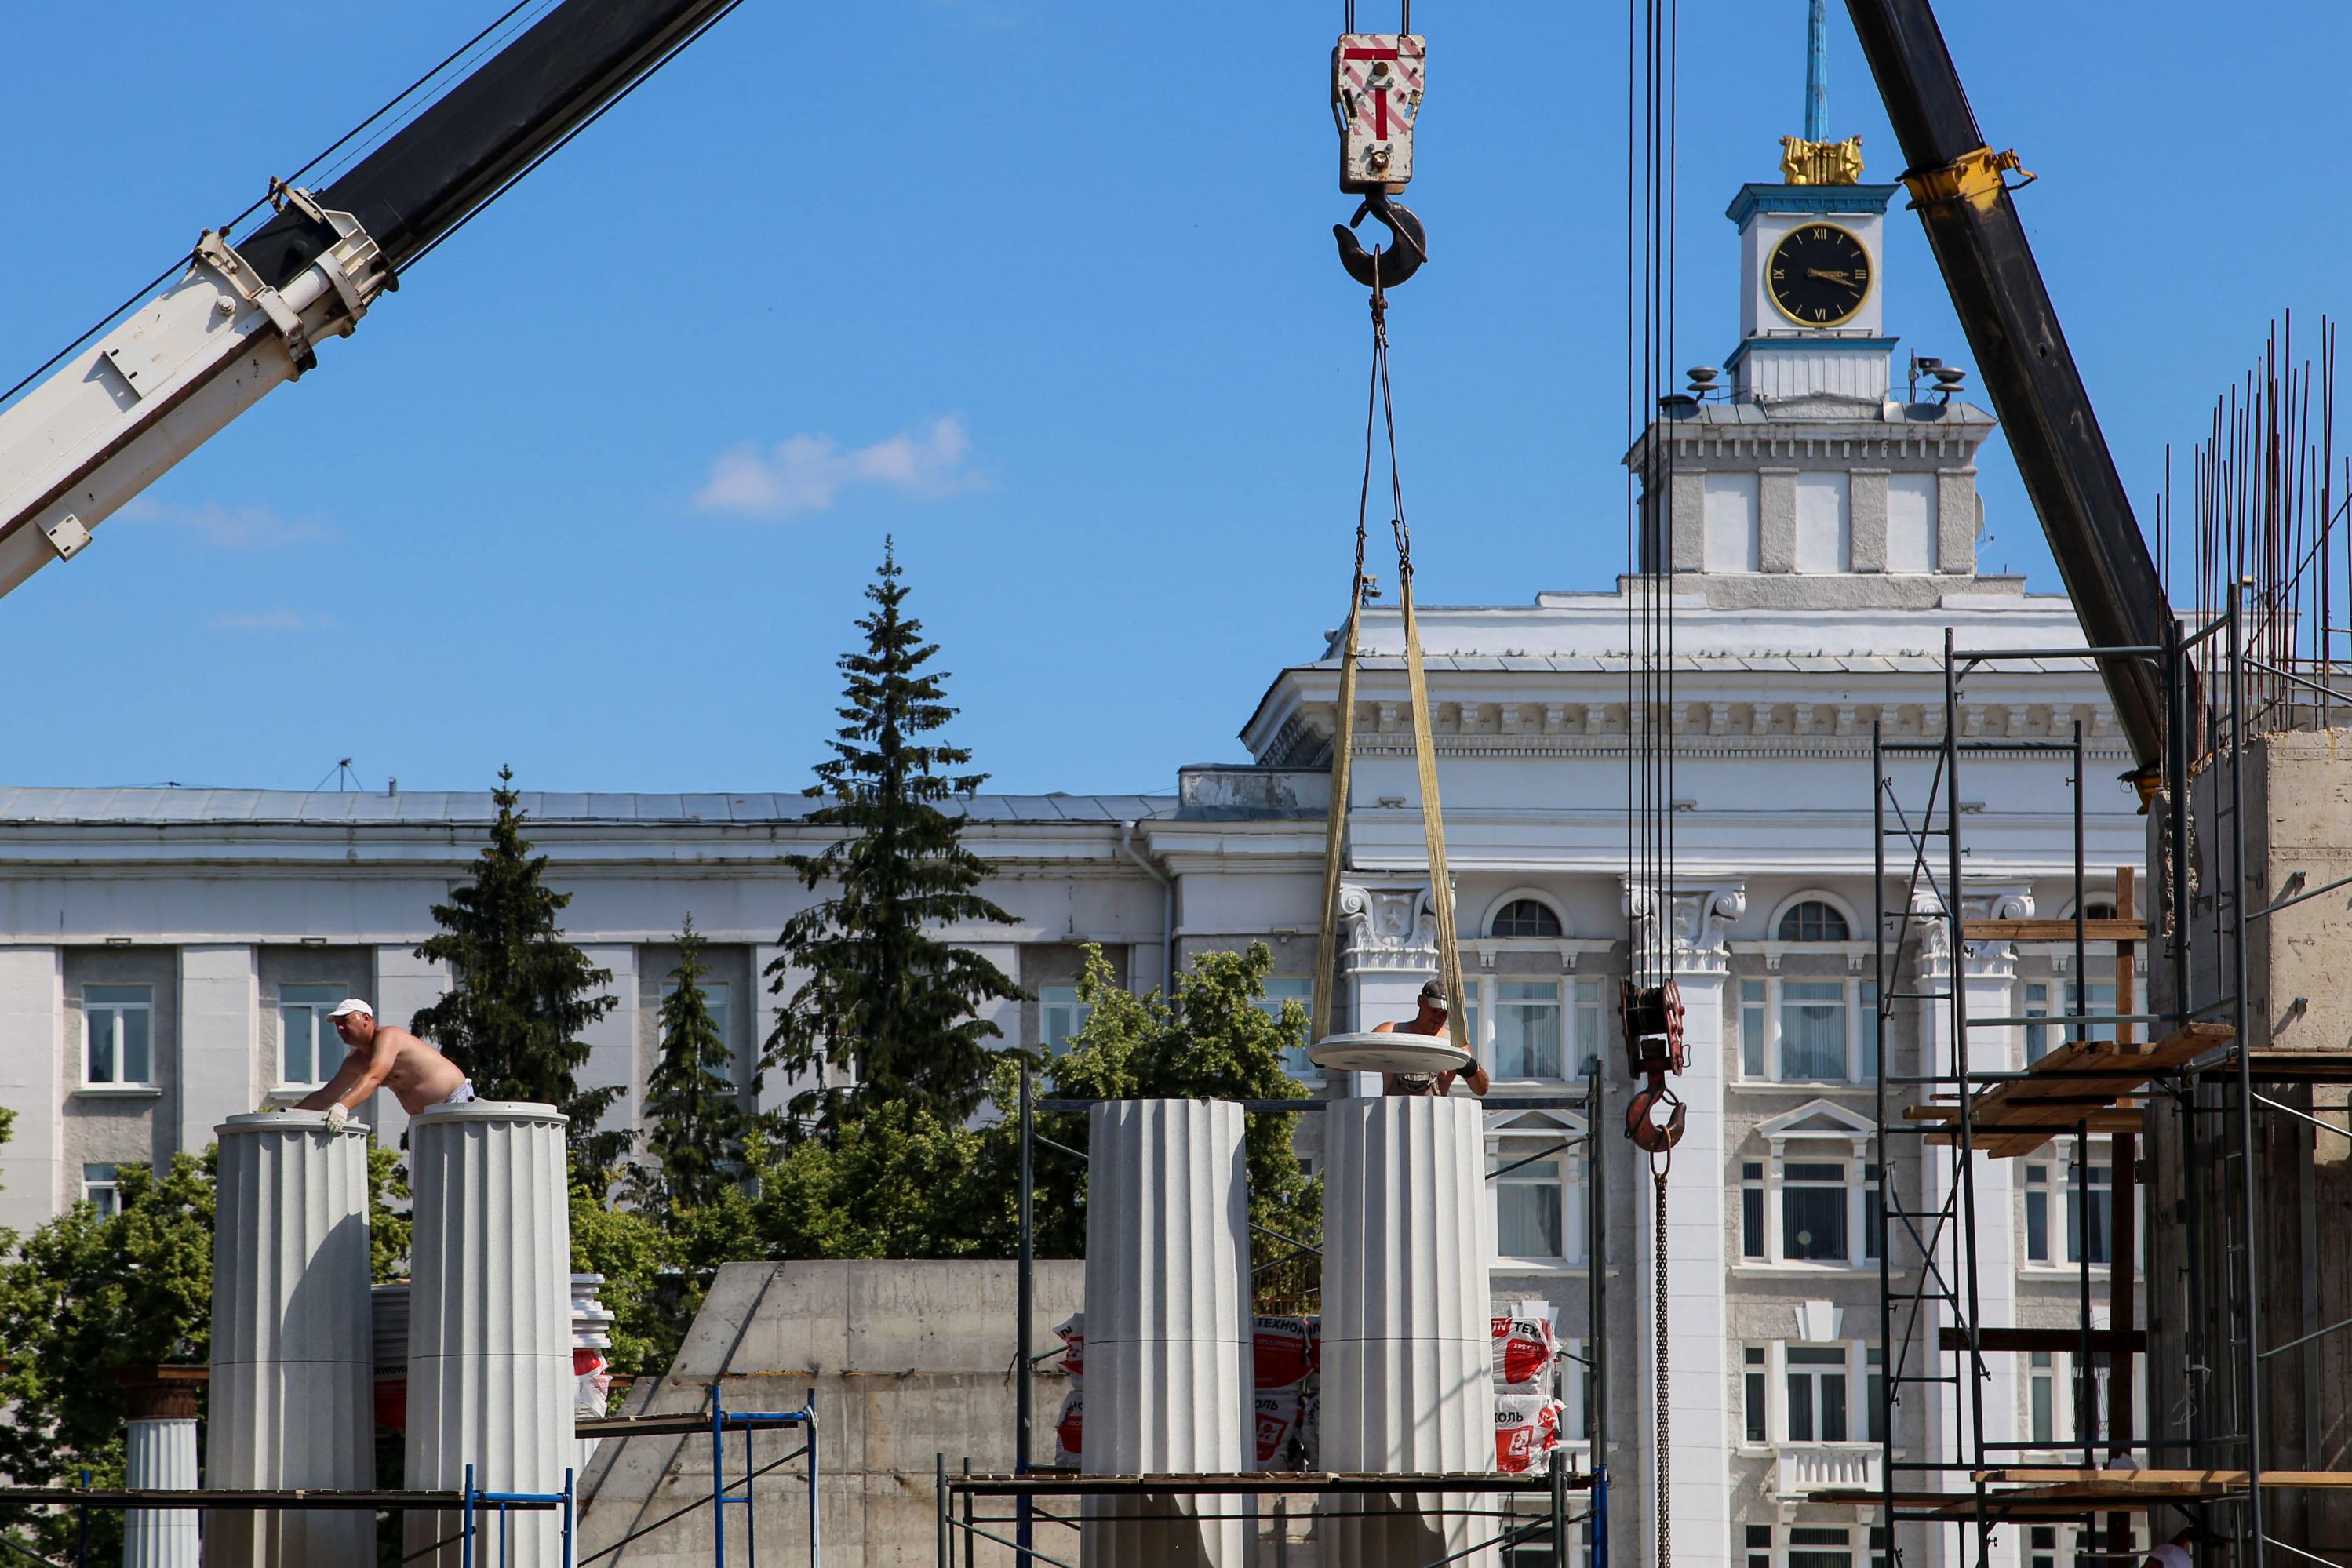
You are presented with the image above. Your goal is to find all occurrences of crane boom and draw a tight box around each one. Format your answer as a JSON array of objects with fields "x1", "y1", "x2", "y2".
[
  {"x1": 1841, "y1": 0, "x2": 2172, "y2": 774},
  {"x1": 0, "y1": 0, "x2": 735, "y2": 603}
]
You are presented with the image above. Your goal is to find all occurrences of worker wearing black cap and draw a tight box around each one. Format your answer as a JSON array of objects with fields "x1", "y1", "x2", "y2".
[{"x1": 1370, "y1": 977, "x2": 1491, "y2": 1097}]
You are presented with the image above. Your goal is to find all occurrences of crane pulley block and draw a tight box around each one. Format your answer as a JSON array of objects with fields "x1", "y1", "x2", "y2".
[{"x1": 1331, "y1": 33, "x2": 1425, "y2": 194}]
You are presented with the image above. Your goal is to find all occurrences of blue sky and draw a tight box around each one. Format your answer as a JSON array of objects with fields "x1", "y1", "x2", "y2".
[{"x1": 2, "y1": 2, "x2": 2343, "y2": 797}]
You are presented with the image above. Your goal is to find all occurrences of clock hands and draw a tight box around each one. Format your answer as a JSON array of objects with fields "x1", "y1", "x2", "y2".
[{"x1": 1805, "y1": 267, "x2": 1865, "y2": 290}]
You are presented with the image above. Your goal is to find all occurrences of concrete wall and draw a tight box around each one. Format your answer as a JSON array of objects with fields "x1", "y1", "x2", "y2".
[{"x1": 576, "y1": 1260, "x2": 1083, "y2": 1568}]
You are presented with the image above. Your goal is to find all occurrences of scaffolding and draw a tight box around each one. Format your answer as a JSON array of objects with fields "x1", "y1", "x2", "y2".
[{"x1": 1854, "y1": 604, "x2": 2352, "y2": 1568}]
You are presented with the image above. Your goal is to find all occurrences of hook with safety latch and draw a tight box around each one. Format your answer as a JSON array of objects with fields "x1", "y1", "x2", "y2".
[
  {"x1": 1334, "y1": 190, "x2": 1428, "y2": 290},
  {"x1": 1619, "y1": 979, "x2": 1688, "y2": 1155}
]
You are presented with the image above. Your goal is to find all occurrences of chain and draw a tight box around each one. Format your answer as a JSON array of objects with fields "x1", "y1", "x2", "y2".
[{"x1": 1653, "y1": 1157, "x2": 1673, "y2": 1568}]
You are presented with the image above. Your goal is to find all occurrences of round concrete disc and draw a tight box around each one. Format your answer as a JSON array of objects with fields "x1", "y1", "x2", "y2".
[{"x1": 1306, "y1": 1031, "x2": 1476, "y2": 1075}]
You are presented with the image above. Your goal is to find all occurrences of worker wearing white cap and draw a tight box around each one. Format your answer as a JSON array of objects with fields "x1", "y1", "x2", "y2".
[{"x1": 295, "y1": 997, "x2": 474, "y2": 1129}]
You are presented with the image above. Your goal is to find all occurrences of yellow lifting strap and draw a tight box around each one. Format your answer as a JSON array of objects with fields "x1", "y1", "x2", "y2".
[{"x1": 1308, "y1": 556, "x2": 1467, "y2": 1056}]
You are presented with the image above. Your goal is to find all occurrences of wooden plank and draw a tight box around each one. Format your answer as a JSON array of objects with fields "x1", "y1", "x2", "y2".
[
  {"x1": 1953, "y1": 1024, "x2": 2234, "y2": 1156},
  {"x1": 2231, "y1": 1050, "x2": 2352, "y2": 1084},
  {"x1": 1938, "y1": 1326, "x2": 2148, "y2": 1355},
  {"x1": 1984, "y1": 1468, "x2": 2352, "y2": 1490},
  {"x1": 1963, "y1": 919, "x2": 2147, "y2": 943}
]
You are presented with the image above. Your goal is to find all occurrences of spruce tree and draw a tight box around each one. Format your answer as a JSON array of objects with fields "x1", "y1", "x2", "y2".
[
  {"x1": 766, "y1": 540, "x2": 1021, "y2": 1132},
  {"x1": 411, "y1": 767, "x2": 624, "y2": 1178},
  {"x1": 630, "y1": 918, "x2": 754, "y2": 1213}
]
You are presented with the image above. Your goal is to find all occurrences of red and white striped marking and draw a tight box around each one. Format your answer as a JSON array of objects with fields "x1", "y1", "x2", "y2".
[{"x1": 1332, "y1": 31, "x2": 1424, "y2": 191}]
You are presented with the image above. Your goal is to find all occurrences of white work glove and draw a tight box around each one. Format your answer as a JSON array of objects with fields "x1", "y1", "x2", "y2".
[{"x1": 324, "y1": 1103, "x2": 349, "y2": 1133}]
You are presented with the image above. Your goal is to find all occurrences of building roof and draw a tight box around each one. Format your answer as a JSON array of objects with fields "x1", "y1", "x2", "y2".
[{"x1": 0, "y1": 788, "x2": 1177, "y2": 828}]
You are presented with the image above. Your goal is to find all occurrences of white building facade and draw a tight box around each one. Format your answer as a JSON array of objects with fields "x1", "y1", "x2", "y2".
[{"x1": 0, "y1": 155, "x2": 2149, "y2": 1568}]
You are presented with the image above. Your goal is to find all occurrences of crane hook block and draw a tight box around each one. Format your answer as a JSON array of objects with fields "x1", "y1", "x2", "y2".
[
  {"x1": 1332, "y1": 32, "x2": 1425, "y2": 195},
  {"x1": 1334, "y1": 191, "x2": 1428, "y2": 290}
]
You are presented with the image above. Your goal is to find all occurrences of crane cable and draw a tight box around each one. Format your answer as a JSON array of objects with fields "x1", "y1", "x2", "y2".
[{"x1": 1309, "y1": 274, "x2": 1468, "y2": 1059}]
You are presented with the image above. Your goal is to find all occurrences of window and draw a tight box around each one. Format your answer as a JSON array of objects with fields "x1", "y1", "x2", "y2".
[
  {"x1": 83, "y1": 984, "x2": 153, "y2": 1086},
  {"x1": 658, "y1": 978, "x2": 736, "y2": 1089},
  {"x1": 1742, "y1": 1162, "x2": 1767, "y2": 1259},
  {"x1": 1706, "y1": 472, "x2": 1762, "y2": 572},
  {"x1": 1794, "y1": 471, "x2": 1853, "y2": 574},
  {"x1": 1782, "y1": 1162, "x2": 1850, "y2": 1261},
  {"x1": 1745, "y1": 1525, "x2": 1772, "y2": 1568},
  {"x1": 1744, "y1": 1347, "x2": 1768, "y2": 1442},
  {"x1": 1492, "y1": 1138, "x2": 1583, "y2": 1264},
  {"x1": 1859, "y1": 980, "x2": 1880, "y2": 1081},
  {"x1": 1789, "y1": 1525, "x2": 1856, "y2": 1568},
  {"x1": 2026, "y1": 1143, "x2": 2113, "y2": 1266},
  {"x1": 1866, "y1": 1345, "x2": 1887, "y2": 1442},
  {"x1": 1862, "y1": 1162, "x2": 1884, "y2": 1263},
  {"x1": 82, "y1": 1164, "x2": 120, "y2": 1217},
  {"x1": 1560, "y1": 1337, "x2": 1592, "y2": 1442},
  {"x1": 2064, "y1": 980, "x2": 2117, "y2": 1046},
  {"x1": 1495, "y1": 980, "x2": 1564, "y2": 1079},
  {"x1": 1779, "y1": 982, "x2": 1849, "y2": 1080},
  {"x1": 1786, "y1": 1346, "x2": 1849, "y2": 1441},
  {"x1": 1740, "y1": 980, "x2": 1767, "y2": 1075},
  {"x1": 279, "y1": 983, "x2": 345, "y2": 1086},
  {"x1": 1571, "y1": 980, "x2": 1605, "y2": 1075},
  {"x1": 1040, "y1": 984, "x2": 1087, "y2": 1056},
  {"x1": 1887, "y1": 471, "x2": 1940, "y2": 573},
  {"x1": 1491, "y1": 899, "x2": 1563, "y2": 939},
  {"x1": 2028, "y1": 1525, "x2": 2058, "y2": 1568},
  {"x1": 2030, "y1": 1352, "x2": 2055, "y2": 1444},
  {"x1": 2024, "y1": 980, "x2": 2051, "y2": 1064},
  {"x1": 1254, "y1": 977, "x2": 1315, "y2": 1074},
  {"x1": 1778, "y1": 900, "x2": 1851, "y2": 942}
]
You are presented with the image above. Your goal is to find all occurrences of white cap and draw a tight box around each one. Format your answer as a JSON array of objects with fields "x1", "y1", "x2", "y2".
[{"x1": 327, "y1": 998, "x2": 374, "y2": 1019}]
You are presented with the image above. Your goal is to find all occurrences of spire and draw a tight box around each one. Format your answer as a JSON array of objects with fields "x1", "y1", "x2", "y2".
[
  {"x1": 1804, "y1": 0, "x2": 1828, "y2": 142},
  {"x1": 1779, "y1": 0, "x2": 1862, "y2": 185}
]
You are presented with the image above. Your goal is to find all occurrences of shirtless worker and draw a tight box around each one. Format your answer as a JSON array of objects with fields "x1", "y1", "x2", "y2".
[
  {"x1": 1370, "y1": 977, "x2": 1491, "y2": 1097},
  {"x1": 295, "y1": 998, "x2": 474, "y2": 1129}
]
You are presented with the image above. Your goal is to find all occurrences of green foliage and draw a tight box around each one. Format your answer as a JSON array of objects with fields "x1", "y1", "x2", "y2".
[
  {"x1": 631, "y1": 919, "x2": 755, "y2": 1214},
  {"x1": 1025, "y1": 944, "x2": 1320, "y2": 1265},
  {"x1": 764, "y1": 542, "x2": 1022, "y2": 1131},
  {"x1": 369, "y1": 1140, "x2": 413, "y2": 1283},
  {"x1": 748, "y1": 1104, "x2": 991, "y2": 1259},
  {"x1": 569, "y1": 1187, "x2": 683, "y2": 1397},
  {"x1": 412, "y1": 766, "x2": 625, "y2": 1181},
  {"x1": 0, "y1": 1154, "x2": 215, "y2": 1561}
]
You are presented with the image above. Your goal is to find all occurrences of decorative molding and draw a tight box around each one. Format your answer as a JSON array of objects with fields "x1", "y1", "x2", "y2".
[
  {"x1": 1339, "y1": 883, "x2": 1441, "y2": 974},
  {"x1": 1623, "y1": 879, "x2": 1746, "y2": 982}
]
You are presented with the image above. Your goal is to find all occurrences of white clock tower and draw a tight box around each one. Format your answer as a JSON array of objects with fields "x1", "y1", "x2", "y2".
[{"x1": 1726, "y1": 179, "x2": 1899, "y2": 401}]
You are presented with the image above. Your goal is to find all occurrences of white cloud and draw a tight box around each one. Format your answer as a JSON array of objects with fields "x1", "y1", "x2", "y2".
[
  {"x1": 209, "y1": 609, "x2": 334, "y2": 631},
  {"x1": 123, "y1": 498, "x2": 332, "y2": 548},
  {"x1": 694, "y1": 416, "x2": 982, "y2": 518}
]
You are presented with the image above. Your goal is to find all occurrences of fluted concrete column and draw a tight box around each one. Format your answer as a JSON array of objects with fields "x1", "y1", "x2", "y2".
[
  {"x1": 1081, "y1": 1099, "x2": 1250, "y2": 1567},
  {"x1": 406, "y1": 1102, "x2": 573, "y2": 1568},
  {"x1": 208, "y1": 1111, "x2": 374, "y2": 1567},
  {"x1": 121, "y1": 1370, "x2": 202, "y2": 1568},
  {"x1": 1320, "y1": 1095, "x2": 1495, "y2": 1566}
]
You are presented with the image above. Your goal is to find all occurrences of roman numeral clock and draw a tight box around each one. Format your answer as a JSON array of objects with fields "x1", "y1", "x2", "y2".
[{"x1": 1724, "y1": 162, "x2": 1901, "y2": 402}]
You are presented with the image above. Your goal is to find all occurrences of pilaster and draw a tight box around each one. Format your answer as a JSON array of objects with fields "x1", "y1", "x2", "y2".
[
  {"x1": 0, "y1": 948, "x2": 64, "y2": 1232},
  {"x1": 179, "y1": 946, "x2": 259, "y2": 1159},
  {"x1": 373, "y1": 946, "x2": 451, "y2": 1149}
]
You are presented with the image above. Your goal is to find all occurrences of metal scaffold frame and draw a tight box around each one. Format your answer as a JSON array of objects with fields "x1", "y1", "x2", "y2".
[{"x1": 1858, "y1": 603, "x2": 2352, "y2": 1568}]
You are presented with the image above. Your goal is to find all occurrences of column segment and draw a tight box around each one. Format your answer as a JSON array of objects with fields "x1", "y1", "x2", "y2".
[
  {"x1": 1080, "y1": 1098, "x2": 1250, "y2": 1566},
  {"x1": 405, "y1": 1101, "x2": 573, "y2": 1568},
  {"x1": 208, "y1": 1110, "x2": 374, "y2": 1566}
]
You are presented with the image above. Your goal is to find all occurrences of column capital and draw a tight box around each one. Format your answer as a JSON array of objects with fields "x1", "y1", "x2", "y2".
[{"x1": 1622, "y1": 879, "x2": 1747, "y2": 983}]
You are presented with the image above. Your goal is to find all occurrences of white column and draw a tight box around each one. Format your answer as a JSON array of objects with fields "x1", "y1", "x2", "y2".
[
  {"x1": 575, "y1": 944, "x2": 637, "y2": 1133},
  {"x1": 1321, "y1": 1095, "x2": 1495, "y2": 1565},
  {"x1": 372, "y1": 946, "x2": 450, "y2": 1149},
  {"x1": 179, "y1": 945, "x2": 259, "y2": 1158},
  {"x1": 208, "y1": 1111, "x2": 374, "y2": 1567},
  {"x1": 0, "y1": 947, "x2": 64, "y2": 1233},
  {"x1": 752, "y1": 942, "x2": 805, "y2": 1118},
  {"x1": 1631, "y1": 883, "x2": 1740, "y2": 1568},
  {"x1": 1081, "y1": 1099, "x2": 1250, "y2": 1567},
  {"x1": 1338, "y1": 883, "x2": 1442, "y2": 1098},
  {"x1": 123, "y1": 1414, "x2": 198, "y2": 1568},
  {"x1": 406, "y1": 1101, "x2": 573, "y2": 1568}
]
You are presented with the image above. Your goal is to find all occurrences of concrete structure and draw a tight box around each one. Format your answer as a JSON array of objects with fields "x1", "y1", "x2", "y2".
[
  {"x1": 1321, "y1": 1095, "x2": 1495, "y2": 1565},
  {"x1": 119, "y1": 1371, "x2": 201, "y2": 1568},
  {"x1": 575, "y1": 1260, "x2": 1082, "y2": 1564},
  {"x1": 1080, "y1": 1098, "x2": 1251, "y2": 1566},
  {"x1": 406, "y1": 1101, "x2": 573, "y2": 1568},
  {"x1": 207, "y1": 1110, "x2": 373, "y2": 1566}
]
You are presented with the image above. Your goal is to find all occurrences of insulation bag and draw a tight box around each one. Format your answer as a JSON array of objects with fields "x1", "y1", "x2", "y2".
[
  {"x1": 1054, "y1": 1311, "x2": 1084, "y2": 1382},
  {"x1": 1253, "y1": 1315, "x2": 1312, "y2": 1390},
  {"x1": 1494, "y1": 1393, "x2": 1564, "y2": 1473},
  {"x1": 1254, "y1": 1385, "x2": 1301, "y2": 1467},
  {"x1": 1054, "y1": 1388, "x2": 1083, "y2": 1466},
  {"x1": 1491, "y1": 1315, "x2": 1558, "y2": 1388}
]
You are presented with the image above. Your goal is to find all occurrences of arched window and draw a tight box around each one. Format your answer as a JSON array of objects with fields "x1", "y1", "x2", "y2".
[
  {"x1": 1491, "y1": 898, "x2": 1564, "y2": 939},
  {"x1": 2081, "y1": 900, "x2": 2117, "y2": 921},
  {"x1": 1777, "y1": 900, "x2": 1850, "y2": 943}
]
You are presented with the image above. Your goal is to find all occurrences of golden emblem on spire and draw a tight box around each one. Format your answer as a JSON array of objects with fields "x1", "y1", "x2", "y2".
[{"x1": 1779, "y1": 133, "x2": 1865, "y2": 186}]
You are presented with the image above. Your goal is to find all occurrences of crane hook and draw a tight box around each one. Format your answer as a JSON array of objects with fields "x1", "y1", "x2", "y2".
[
  {"x1": 1626, "y1": 1081, "x2": 1688, "y2": 1155},
  {"x1": 1334, "y1": 191, "x2": 1428, "y2": 290}
]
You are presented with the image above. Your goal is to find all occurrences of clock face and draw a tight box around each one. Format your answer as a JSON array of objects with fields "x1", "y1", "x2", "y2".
[{"x1": 1767, "y1": 224, "x2": 1872, "y2": 327}]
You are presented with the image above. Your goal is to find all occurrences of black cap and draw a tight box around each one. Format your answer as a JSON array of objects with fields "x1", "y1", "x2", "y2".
[{"x1": 1418, "y1": 978, "x2": 1446, "y2": 1002}]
